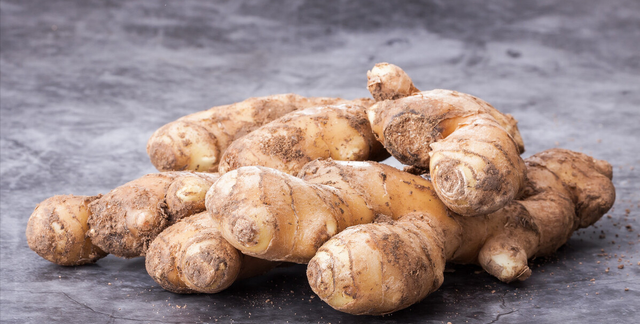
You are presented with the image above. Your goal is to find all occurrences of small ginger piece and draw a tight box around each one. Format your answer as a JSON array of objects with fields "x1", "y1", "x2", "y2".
[
  {"x1": 366, "y1": 62, "x2": 420, "y2": 101},
  {"x1": 366, "y1": 63, "x2": 526, "y2": 216},
  {"x1": 307, "y1": 149, "x2": 615, "y2": 315},
  {"x1": 147, "y1": 94, "x2": 373, "y2": 172},
  {"x1": 26, "y1": 195, "x2": 107, "y2": 266},
  {"x1": 164, "y1": 175, "x2": 216, "y2": 223},
  {"x1": 146, "y1": 212, "x2": 277, "y2": 294},
  {"x1": 218, "y1": 103, "x2": 387, "y2": 175}
]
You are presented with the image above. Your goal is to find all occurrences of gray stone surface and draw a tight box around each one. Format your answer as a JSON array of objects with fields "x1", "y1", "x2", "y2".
[{"x1": 1, "y1": 0, "x2": 639, "y2": 323}]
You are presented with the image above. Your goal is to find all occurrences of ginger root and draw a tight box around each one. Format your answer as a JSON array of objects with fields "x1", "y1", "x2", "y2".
[
  {"x1": 25, "y1": 63, "x2": 615, "y2": 318},
  {"x1": 307, "y1": 149, "x2": 615, "y2": 315},
  {"x1": 26, "y1": 195, "x2": 107, "y2": 266},
  {"x1": 147, "y1": 94, "x2": 372, "y2": 172},
  {"x1": 218, "y1": 103, "x2": 387, "y2": 175},
  {"x1": 206, "y1": 160, "x2": 446, "y2": 264},
  {"x1": 87, "y1": 172, "x2": 220, "y2": 258},
  {"x1": 27, "y1": 172, "x2": 221, "y2": 263},
  {"x1": 366, "y1": 63, "x2": 526, "y2": 216},
  {"x1": 145, "y1": 212, "x2": 277, "y2": 294}
]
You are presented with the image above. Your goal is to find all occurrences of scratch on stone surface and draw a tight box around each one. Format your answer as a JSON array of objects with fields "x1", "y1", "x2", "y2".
[
  {"x1": 486, "y1": 309, "x2": 518, "y2": 324},
  {"x1": 500, "y1": 290, "x2": 508, "y2": 308}
]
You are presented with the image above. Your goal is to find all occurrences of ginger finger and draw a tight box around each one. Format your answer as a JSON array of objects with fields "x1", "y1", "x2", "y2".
[
  {"x1": 26, "y1": 195, "x2": 107, "y2": 266},
  {"x1": 147, "y1": 94, "x2": 372, "y2": 172},
  {"x1": 165, "y1": 174, "x2": 220, "y2": 223},
  {"x1": 87, "y1": 172, "x2": 219, "y2": 258},
  {"x1": 366, "y1": 62, "x2": 421, "y2": 101},
  {"x1": 146, "y1": 212, "x2": 277, "y2": 294},
  {"x1": 218, "y1": 103, "x2": 387, "y2": 175}
]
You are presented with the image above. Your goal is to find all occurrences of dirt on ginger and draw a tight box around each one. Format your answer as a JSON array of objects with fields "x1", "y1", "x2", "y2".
[
  {"x1": 366, "y1": 63, "x2": 526, "y2": 217},
  {"x1": 26, "y1": 195, "x2": 107, "y2": 266},
  {"x1": 218, "y1": 102, "x2": 388, "y2": 175},
  {"x1": 147, "y1": 94, "x2": 373, "y2": 172},
  {"x1": 145, "y1": 212, "x2": 277, "y2": 294},
  {"x1": 306, "y1": 149, "x2": 615, "y2": 315},
  {"x1": 27, "y1": 171, "x2": 221, "y2": 263}
]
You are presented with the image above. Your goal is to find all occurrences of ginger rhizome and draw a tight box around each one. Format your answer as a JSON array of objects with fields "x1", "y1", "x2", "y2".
[
  {"x1": 367, "y1": 63, "x2": 525, "y2": 216},
  {"x1": 26, "y1": 171, "x2": 278, "y2": 296},
  {"x1": 218, "y1": 103, "x2": 388, "y2": 175},
  {"x1": 147, "y1": 94, "x2": 373, "y2": 172},
  {"x1": 25, "y1": 62, "x2": 617, "y2": 317},
  {"x1": 87, "y1": 172, "x2": 220, "y2": 258},
  {"x1": 146, "y1": 212, "x2": 277, "y2": 294},
  {"x1": 26, "y1": 172, "x2": 221, "y2": 264},
  {"x1": 206, "y1": 159, "x2": 446, "y2": 264},
  {"x1": 26, "y1": 195, "x2": 107, "y2": 266},
  {"x1": 366, "y1": 63, "x2": 524, "y2": 148},
  {"x1": 366, "y1": 63, "x2": 526, "y2": 216},
  {"x1": 306, "y1": 149, "x2": 615, "y2": 315}
]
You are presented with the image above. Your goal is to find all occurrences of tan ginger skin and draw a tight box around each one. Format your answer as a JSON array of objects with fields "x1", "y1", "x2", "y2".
[
  {"x1": 26, "y1": 195, "x2": 107, "y2": 266},
  {"x1": 147, "y1": 94, "x2": 374, "y2": 173},
  {"x1": 366, "y1": 63, "x2": 527, "y2": 217},
  {"x1": 86, "y1": 172, "x2": 220, "y2": 258},
  {"x1": 145, "y1": 212, "x2": 277, "y2": 294},
  {"x1": 26, "y1": 173, "x2": 279, "y2": 295},
  {"x1": 218, "y1": 103, "x2": 388, "y2": 175},
  {"x1": 206, "y1": 159, "x2": 447, "y2": 264},
  {"x1": 26, "y1": 172, "x2": 220, "y2": 264},
  {"x1": 307, "y1": 149, "x2": 615, "y2": 315},
  {"x1": 27, "y1": 172, "x2": 221, "y2": 264}
]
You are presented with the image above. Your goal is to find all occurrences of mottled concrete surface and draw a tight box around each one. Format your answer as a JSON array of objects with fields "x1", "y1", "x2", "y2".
[{"x1": 1, "y1": 0, "x2": 639, "y2": 323}]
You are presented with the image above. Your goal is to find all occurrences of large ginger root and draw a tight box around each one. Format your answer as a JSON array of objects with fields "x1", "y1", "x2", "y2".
[
  {"x1": 147, "y1": 94, "x2": 373, "y2": 173},
  {"x1": 218, "y1": 103, "x2": 388, "y2": 175},
  {"x1": 87, "y1": 172, "x2": 220, "y2": 258},
  {"x1": 206, "y1": 160, "x2": 446, "y2": 264},
  {"x1": 146, "y1": 212, "x2": 277, "y2": 294},
  {"x1": 26, "y1": 195, "x2": 107, "y2": 266},
  {"x1": 307, "y1": 149, "x2": 615, "y2": 315},
  {"x1": 366, "y1": 63, "x2": 526, "y2": 216}
]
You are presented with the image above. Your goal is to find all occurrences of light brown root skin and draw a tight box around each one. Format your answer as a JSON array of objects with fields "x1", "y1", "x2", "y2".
[
  {"x1": 308, "y1": 215, "x2": 447, "y2": 315},
  {"x1": 366, "y1": 62, "x2": 420, "y2": 101},
  {"x1": 525, "y1": 148, "x2": 616, "y2": 228},
  {"x1": 86, "y1": 171, "x2": 219, "y2": 258},
  {"x1": 165, "y1": 173, "x2": 220, "y2": 223},
  {"x1": 366, "y1": 63, "x2": 524, "y2": 153},
  {"x1": 26, "y1": 195, "x2": 107, "y2": 266},
  {"x1": 147, "y1": 121, "x2": 221, "y2": 172},
  {"x1": 307, "y1": 149, "x2": 615, "y2": 315},
  {"x1": 218, "y1": 103, "x2": 388, "y2": 175},
  {"x1": 207, "y1": 160, "x2": 449, "y2": 264},
  {"x1": 367, "y1": 88, "x2": 526, "y2": 216},
  {"x1": 145, "y1": 212, "x2": 277, "y2": 294},
  {"x1": 147, "y1": 94, "x2": 374, "y2": 172},
  {"x1": 429, "y1": 115, "x2": 527, "y2": 216},
  {"x1": 207, "y1": 166, "x2": 353, "y2": 264}
]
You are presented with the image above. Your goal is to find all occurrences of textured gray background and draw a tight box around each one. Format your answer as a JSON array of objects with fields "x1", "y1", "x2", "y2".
[{"x1": 1, "y1": 0, "x2": 639, "y2": 323}]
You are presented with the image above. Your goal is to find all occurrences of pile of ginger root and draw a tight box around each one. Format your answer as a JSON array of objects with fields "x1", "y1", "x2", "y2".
[{"x1": 26, "y1": 63, "x2": 615, "y2": 315}]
